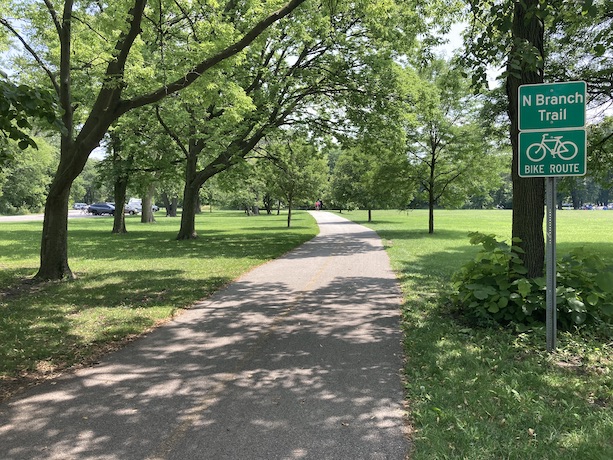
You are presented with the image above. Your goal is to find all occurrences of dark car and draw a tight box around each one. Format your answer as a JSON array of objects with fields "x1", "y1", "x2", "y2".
[{"x1": 88, "y1": 202, "x2": 115, "y2": 215}]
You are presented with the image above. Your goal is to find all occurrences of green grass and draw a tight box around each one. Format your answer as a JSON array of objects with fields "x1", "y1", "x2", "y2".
[
  {"x1": 338, "y1": 209, "x2": 613, "y2": 460},
  {"x1": 0, "y1": 211, "x2": 318, "y2": 398}
]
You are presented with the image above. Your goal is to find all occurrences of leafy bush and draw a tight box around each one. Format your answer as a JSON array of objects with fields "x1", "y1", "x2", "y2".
[{"x1": 452, "y1": 232, "x2": 613, "y2": 329}]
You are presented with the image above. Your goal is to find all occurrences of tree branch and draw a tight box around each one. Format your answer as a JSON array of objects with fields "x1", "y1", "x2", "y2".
[
  {"x1": 155, "y1": 105, "x2": 189, "y2": 158},
  {"x1": 0, "y1": 18, "x2": 60, "y2": 95},
  {"x1": 118, "y1": 0, "x2": 307, "y2": 115}
]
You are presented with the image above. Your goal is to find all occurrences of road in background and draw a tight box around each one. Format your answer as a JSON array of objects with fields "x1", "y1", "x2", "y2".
[{"x1": 0, "y1": 210, "x2": 92, "y2": 222}]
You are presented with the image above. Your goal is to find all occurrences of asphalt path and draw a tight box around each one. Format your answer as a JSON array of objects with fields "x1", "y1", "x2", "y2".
[
  {"x1": 0, "y1": 211, "x2": 409, "y2": 459},
  {"x1": 0, "y1": 210, "x2": 96, "y2": 222}
]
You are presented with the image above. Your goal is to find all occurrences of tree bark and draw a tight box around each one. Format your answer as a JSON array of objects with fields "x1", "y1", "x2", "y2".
[
  {"x1": 428, "y1": 186, "x2": 435, "y2": 234},
  {"x1": 141, "y1": 184, "x2": 156, "y2": 223},
  {"x1": 161, "y1": 192, "x2": 178, "y2": 217},
  {"x1": 36, "y1": 180, "x2": 73, "y2": 280},
  {"x1": 428, "y1": 148, "x2": 436, "y2": 234},
  {"x1": 287, "y1": 196, "x2": 293, "y2": 228},
  {"x1": 177, "y1": 150, "x2": 199, "y2": 239},
  {"x1": 35, "y1": 139, "x2": 92, "y2": 280},
  {"x1": 507, "y1": 0, "x2": 545, "y2": 278},
  {"x1": 112, "y1": 176, "x2": 128, "y2": 234},
  {"x1": 178, "y1": 183, "x2": 199, "y2": 239}
]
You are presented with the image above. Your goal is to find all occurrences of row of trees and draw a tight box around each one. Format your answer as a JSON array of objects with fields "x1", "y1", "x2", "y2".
[{"x1": 2, "y1": 0, "x2": 613, "y2": 282}]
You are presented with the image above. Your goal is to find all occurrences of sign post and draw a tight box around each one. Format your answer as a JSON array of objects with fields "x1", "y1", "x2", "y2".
[
  {"x1": 518, "y1": 81, "x2": 587, "y2": 352},
  {"x1": 545, "y1": 177, "x2": 557, "y2": 351}
]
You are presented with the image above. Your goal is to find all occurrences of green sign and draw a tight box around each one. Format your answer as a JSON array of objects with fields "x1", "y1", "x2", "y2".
[
  {"x1": 519, "y1": 129, "x2": 586, "y2": 177},
  {"x1": 519, "y1": 81, "x2": 586, "y2": 131}
]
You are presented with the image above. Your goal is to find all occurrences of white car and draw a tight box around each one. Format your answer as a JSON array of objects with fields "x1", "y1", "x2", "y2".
[
  {"x1": 73, "y1": 202, "x2": 88, "y2": 210},
  {"x1": 125, "y1": 199, "x2": 159, "y2": 214},
  {"x1": 124, "y1": 203, "x2": 139, "y2": 215}
]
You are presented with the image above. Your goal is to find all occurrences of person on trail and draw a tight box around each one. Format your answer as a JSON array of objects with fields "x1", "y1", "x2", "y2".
[{"x1": 315, "y1": 200, "x2": 321, "y2": 211}]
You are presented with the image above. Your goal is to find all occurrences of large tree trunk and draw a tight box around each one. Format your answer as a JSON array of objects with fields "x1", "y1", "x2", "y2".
[
  {"x1": 36, "y1": 180, "x2": 73, "y2": 280},
  {"x1": 177, "y1": 152, "x2": 199, "y2": 239},
  {"x1": 507, "y1": 0, "x2": 545, "y2": 278},
  {"x1": 178, "y1": 184, "x2": 199, "y2": 239}
]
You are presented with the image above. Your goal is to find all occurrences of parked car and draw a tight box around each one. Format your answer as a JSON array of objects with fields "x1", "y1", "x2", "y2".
[
  {"x1": 88, "y1": 202, "x2": 115, "y2": 215},
  {"x1": 124, "y1": 203, "x2": 139, "y2": 215},
  {"x1": 73, "y1": 202, "x2": 88, "y2": 210},
  {"x1": 126, "y1": 198, "x2": 159, "y2": 213}
]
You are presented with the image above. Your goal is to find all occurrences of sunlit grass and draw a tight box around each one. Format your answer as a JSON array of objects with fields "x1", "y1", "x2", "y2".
[
  {"x1": 0, "y1": 211, "x2": 318, "y2": 398},
  {"x1": 339, "y1": 208, "x2": 613, "y2": 460}
]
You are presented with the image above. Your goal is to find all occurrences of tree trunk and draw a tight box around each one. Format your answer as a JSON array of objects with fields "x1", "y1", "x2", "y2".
[
  {"x1": 170, "y1": 196, "x2": 178, "y2": 217},
  {"x1": 161, "y1": 192, "x2": 178, "y2": 217},
  {"x1": 507, "y1": 0, "x2": 545, "y2": 278},
  {"x1": 141, "y1": 184, "x2": 156, "y2": 223},
  {"x1": 35, "y1": 181, "x2": 74, "y2": 280},
  {"x1": 178, "y1": 185, "x2": 199, "y2": 239},
  {"x1": 264, "y1": 193, "x2": 273, "y2": 214},
  {"x1": 428, "y1": 187, "x2": 435, "y2": 234},
  {"x1": 112, "y1": 176, "x2": 128, "y2": 234},
  {"x1": 177, "y1": 152, "x2": 199, "y2": 239},
  {"x1": 428, "y1": 150, "x2": 436, "y2": 234},
  {"x1": 571, "y1": 190, "x2": 581, "y2": 209},
  {"x1": 368, "y1": 209, "x2": 372, "y2": 222},
  {"x1": 287, "y1": 196, "x2": 293, "y2": 228},
  {"x1": 35, "y1": 138, "x2": 93, "y2": 280}
]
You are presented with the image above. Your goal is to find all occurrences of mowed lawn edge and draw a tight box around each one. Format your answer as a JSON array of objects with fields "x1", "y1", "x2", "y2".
[
  {"x1": 337, "y1": 209, "x2": 613, "y2": 460},
  {"x1": 0, "y1": 210, "x2": 319, "y2": 402}
]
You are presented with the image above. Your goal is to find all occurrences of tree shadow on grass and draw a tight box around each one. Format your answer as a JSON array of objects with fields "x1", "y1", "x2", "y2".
[
  {"x1": 0, "y1": 270, "x2": 232, "y2": 402},
  {"x1": 0, "y1": 226, "x2": 316, "y2": 267}
]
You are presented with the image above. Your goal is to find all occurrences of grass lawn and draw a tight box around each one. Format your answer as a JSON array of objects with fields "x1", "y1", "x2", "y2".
[
  {"x1": 0, "y1": 210, "x2": 318, "y2": 401},
  {"x1": 339, "y1": 209, "x2": 613, "y2": 460}
]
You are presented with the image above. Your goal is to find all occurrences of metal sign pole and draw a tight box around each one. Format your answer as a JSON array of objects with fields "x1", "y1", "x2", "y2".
[{"x1": 546, "y1": 177, "x2": 557, "y2": 352}]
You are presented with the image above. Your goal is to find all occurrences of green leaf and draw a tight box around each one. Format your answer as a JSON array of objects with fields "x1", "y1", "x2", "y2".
[
  {"x1": 586, "y1": 293, "x2": 599, "y2": 306},
  {"x1": 516, "y1": 278, "x2": 532, "y2": 297},
  {"x1": 567, "y1": 298, "x2": 585, "y2": 312},
  {"x1": 595, "y1": 272, "x2": 613, "y2": 292},
  {"x1": 572, "y1": 311, "x2": 587, "y2": 325},
  {"x1": 18, "y1": 139, "x2": 31, "y2": 150},
  {"x1": 474, "y1": 289, "x2": 492, "y2": 300},
  {"x1": 600, "y1": 304, "x2": 613, "y2": 317},
  {"x1": 594, "y1": 44, "x2": 606, "y2": 56},
  {"x1": 513, "y1": 265, "x2": 528, "y2": 275}
]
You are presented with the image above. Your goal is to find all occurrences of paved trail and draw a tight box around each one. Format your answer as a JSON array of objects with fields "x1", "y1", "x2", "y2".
[{"x1": 0, "y1": 211, "x2": 409, "y2": 459}]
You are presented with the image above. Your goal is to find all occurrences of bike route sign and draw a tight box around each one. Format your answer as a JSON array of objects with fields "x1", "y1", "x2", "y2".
[
  {"x1": 518, "y1": 81, "x2": 587, "y2": 178},
  {"x1": 519, "y1": 129, "x2": 586, "y2": 177}
]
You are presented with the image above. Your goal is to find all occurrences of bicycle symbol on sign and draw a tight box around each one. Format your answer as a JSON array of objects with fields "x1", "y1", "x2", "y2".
[{"x1": 526, "y1": 133, "x2": 578, "y2": 162}]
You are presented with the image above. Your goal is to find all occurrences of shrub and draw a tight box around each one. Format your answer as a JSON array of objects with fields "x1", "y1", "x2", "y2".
[{"x1": 452, "y1": 232, "x2": 613, "y2": 329}]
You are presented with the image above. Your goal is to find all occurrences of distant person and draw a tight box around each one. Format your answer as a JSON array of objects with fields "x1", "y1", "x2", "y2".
[{"x1": 315, "y1": 200, "x2": 321, "y2": 211}]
